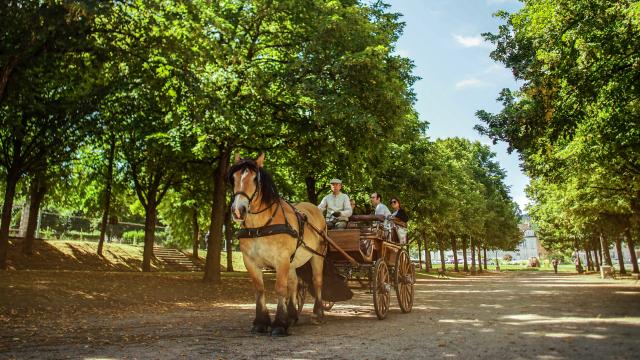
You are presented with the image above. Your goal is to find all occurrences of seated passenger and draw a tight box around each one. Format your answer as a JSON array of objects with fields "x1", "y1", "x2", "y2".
[
  {"x1": 389, "y1": 197, "x2": 409, "y2": 225},
  {"x1": 370, "y1": 192, "x2": 391, "y2": 217},
  {"x1": 390, "y1": 196, "x2": 409, "y2": 243},
  {"x1": 318, "y1": 178, "x2": 353, "y2": 229}
]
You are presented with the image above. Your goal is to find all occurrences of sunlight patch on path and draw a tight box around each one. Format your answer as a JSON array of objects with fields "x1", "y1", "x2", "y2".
[
  {"x1": 522, "y1": 331, "x2": 607, "y2": 340},
  {"x1": 501, "y1": 314, "x2": 640, "y2": 326}
]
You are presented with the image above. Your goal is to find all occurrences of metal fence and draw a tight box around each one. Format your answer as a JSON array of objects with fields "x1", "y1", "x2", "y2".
[{"x1": 7, "y1": 205, "x2": 166, "y2": 245}]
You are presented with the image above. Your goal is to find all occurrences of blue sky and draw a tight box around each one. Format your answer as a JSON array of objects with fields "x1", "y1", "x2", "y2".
[{"x1": 386, "y1": 0, "x2": 529, "y2": 210}]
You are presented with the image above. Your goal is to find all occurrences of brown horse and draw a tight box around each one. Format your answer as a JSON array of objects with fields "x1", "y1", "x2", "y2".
[{"x1": 228, "y1": 153, "x2": 327, "y2": 336}]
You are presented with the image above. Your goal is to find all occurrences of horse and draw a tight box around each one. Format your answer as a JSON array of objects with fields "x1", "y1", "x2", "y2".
[{"x1": 228, "y1": 153, "x2": 327, "y2": 336}]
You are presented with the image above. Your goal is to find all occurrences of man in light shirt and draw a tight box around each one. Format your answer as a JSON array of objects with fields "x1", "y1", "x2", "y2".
[
  {"x1": 370, "y1": 192, "x2": 391, "y2": 217},
  {"x1": 318, "y1": 178, "x2": 353, "y2": 229}
]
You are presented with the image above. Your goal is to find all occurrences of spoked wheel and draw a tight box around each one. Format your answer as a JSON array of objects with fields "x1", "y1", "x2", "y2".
[
  {"x1": 372, "y1": 258, "x2": 390, "y2": 320},
  {"x1": 395, "y1": 249, "x2": 415, "y2": 313},
  {"x1": 322, "y1": 300, "x2": 335, "y2": 311},
  {"x1": 296, "y1": 279, "x2": 307, "y2": 316}
]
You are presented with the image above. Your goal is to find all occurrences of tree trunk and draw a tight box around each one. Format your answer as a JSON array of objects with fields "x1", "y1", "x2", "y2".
[
  {"x1": 97, "y1": 135, "x2": 116, "y2": 257},
  {"x1": 204, "y1": 149, "x2": 230, "y2": 283},
  {"x1": 142, "y1": 195, "x2": 157, "y2": 272},
  {"x1": 417, "y1": 238, "x2": 423, "y2": 270},
  {"x1": 614, "y1": 237, "x2": 627, "y2": 275},
  {"x1": 483, "y1": 247, "x2": 488, "y2": 270},
  {"x1": 451, "y1": 236, "x2": 459, "y2": 272},
  {"x1": 424, "y1": 237, "x2": 431, "y2": 271},
  {"x1": 600, "y1": 233, "x2": 613, "y2": 266},
  {"x1": 470, "y1": 237, "x2": 476, "y2": 274},
  {"x1": 18, "y1": 201, "x2": 29, "y2": 237},
  {"x1": 0, "y1": 171, "x2": 20, "y2": 270},
  {"x1": 192, "y1": 207, "x2": 199, "y2": 260},
  {"x1": 22, "y1": 173, "x2": 47, "y2": 255},
  {"x1": 592, "y1": 241, "x2": 601, "y2": 272},
  {"x1": 597, "y1": 235, "x2": 604, "y2": 266},
  {"x1": 625, "y1": 227, "x2": 639, "y2": 274},
  {"x1": 438, "y1": 236, "x2": 446, "y2": 272},
  {"x1": 462, "y1": 237, "x2": 469, "y2": 272},
  {"x1": 476, "y1": 243, "x2": 482, "y2": 273},
  {"x1": 305, "y1": 176, "x2": 318, "y2": 204},
  {"x1": 225, "y1": 208, "x2": 234, "y2": 272},
  {"x1": 585, "y1": 243, "x2": 594, "y2": 271}
]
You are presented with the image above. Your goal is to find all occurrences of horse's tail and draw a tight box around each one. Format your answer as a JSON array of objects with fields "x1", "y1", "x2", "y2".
[{"x1": 296, "y1": 259, "x2": 353, "y2": 302}]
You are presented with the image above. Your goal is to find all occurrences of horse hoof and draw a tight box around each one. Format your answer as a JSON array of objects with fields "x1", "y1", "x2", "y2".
[
  {"x1": 270, "y1": 327, "x2": 288, "y2": 337},
  {"x1": 310, "y1": 316, "x2": 326, "y2": 325},
  {"x1": 251, "y1": 325, "x2": 269, "y2": 334}
]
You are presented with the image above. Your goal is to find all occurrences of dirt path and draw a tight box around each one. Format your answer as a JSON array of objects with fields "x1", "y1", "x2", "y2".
[{"x1": 2, "y1": 270, "x2": 639, "y2": 359}]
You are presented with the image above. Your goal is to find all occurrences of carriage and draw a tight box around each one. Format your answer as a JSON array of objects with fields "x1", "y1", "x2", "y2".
[
  {"x1": 230, "y1": 154, "x2": 416, "y2": 335},
  {"x1": 296, "y1": 214, "x2": 415, "y2": 320}
]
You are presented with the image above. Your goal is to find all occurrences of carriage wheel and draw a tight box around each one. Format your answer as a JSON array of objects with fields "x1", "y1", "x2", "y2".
[
  {"x1": 394, "y1": 249, "x2": 415, "y2": 313},
  {"x1": 372, "y1": 259, "x2": 390, "y2": 320},
  {"x1": 296, "y1": 280, "x2": 307, "y2": 315},
  {"x1": 322, "y1": 300, "x2": 335, "y2": 311}
]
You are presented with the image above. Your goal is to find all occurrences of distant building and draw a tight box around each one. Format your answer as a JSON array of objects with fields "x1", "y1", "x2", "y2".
[
  {"x1": 496, "y1": 215, "x2": 543, "y2": 261},
  {"x1": 423, "y1": 215, "x2": 545, "y2": 263}
]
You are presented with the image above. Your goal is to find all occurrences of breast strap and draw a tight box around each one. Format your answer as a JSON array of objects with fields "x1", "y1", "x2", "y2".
[{"x1": 235, "y1": 201, "x2": 324, "y2": 262}]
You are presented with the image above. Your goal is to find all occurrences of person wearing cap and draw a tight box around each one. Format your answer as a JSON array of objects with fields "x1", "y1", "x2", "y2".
[{"x1": 318, "y1": 178, "x2": 353, "y2": 229}]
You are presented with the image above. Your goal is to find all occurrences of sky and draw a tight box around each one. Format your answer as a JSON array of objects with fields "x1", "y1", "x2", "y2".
[{"x1": 386, "y1": 0, "x2": 529, "y2": 210}]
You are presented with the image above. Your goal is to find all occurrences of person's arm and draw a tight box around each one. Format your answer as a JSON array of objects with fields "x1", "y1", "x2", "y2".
[
  {"x1": 341, "y1": 195, "x2": 353, "y2": 218},
  {"x1": 397, "y1": 208, "x2": 409, "y2": 222},
  {"x1": 318, "y1": 196, "x2": 327, "y2": 213}
]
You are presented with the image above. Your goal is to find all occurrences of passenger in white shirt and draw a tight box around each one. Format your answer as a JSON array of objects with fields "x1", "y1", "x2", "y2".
[
  {"x1": 370, "y1": 192, "x2": 391, "y2": 217},
  {"x1": 318, "y1": 178, "x2": 353, "y2": 229}
]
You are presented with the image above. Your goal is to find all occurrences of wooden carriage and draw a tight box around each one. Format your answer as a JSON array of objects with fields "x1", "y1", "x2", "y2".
[{"x1": 297, "y1": 214, "x2": 415, "y2": 320}]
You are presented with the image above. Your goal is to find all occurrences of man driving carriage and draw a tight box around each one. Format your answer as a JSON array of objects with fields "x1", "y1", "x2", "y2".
[{"x1": 318, "y1": 178, "x2": 353, "y2": 229}]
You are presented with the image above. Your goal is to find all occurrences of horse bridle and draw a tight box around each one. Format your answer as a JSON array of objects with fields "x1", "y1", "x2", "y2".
[
  {"x1": 232, "y1": 164, "x2": 326, "y2": 262},
  {"x1": 232, "y1": 168, "x2": 270, "y2": 214}
]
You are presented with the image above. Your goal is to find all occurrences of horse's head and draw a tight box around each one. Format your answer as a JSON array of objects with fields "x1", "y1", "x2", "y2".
[{"x1": 228, "y1": 153, "x2": 264, "y2": 222}]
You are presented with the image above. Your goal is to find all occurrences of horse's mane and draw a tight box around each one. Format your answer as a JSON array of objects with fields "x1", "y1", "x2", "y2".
[{"x1": 227, "y1": 158, "x2": 280, "y2": 206}]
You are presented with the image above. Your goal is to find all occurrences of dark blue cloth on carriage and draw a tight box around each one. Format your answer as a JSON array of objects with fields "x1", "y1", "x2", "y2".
[{"x1": 296, "y1": 259, "x2": 353, "y2": 302}]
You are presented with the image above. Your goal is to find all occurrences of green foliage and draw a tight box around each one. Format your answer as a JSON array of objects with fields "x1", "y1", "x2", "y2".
[
  {"x1": 1, "y1": 0, "x2": 526, "y2": 272},
  {"x1": 477, "y1": 0, "x2": 640, "y2": 254},
  {"x1": 121, "y1": 230, "x2": 144, "y2": 245}
]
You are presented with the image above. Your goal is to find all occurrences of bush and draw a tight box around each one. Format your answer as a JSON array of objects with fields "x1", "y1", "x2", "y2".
[
  {"x1": 39, "y1": 227, "x2": 57, "y2": 240},
  {"x1": 60, "y1": 230, "x2": 100, "y2": 242},
  {"x1": 121, "y1": 230, "x2": 168, "y2": 245},
  {"x1": 503, "y1": 254, "x2": 513, "y2": 262},
  {"x1": 122, "y1": 230, "x2": 145, "y2": 245}
]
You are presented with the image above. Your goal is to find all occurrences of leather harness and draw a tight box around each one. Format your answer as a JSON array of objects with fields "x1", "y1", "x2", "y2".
[{"x1": 235, "y1": 191, "x2": 325, "y2": 263}]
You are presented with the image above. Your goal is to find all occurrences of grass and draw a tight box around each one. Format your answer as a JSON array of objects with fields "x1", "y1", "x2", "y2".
[
  {"x1": 184, "y1": 249, "x2": 247, "y2": 272},
  {"x1": 7, "y1": 239, "x2": 247, "y2": 272},
  {"x1": 414, "y1": 263, "x2": 581, "y2": 274}
]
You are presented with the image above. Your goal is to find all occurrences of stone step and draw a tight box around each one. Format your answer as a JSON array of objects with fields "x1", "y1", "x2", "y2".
[{"x1": 153, "y1": 246, "x2": 204, "y2": 272}]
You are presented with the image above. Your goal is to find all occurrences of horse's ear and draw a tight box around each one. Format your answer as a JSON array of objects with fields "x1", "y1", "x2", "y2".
[
  {"x1": 255, "y1": 153, "x2": 265, "y2": 168},
  {"x1": 234, "y1": 153, "x2": 241, "y2": 163}
]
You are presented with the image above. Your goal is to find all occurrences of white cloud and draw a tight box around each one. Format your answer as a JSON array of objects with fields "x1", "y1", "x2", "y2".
[
  {"x1": 452, "y1": 34, "x2": 487, "y2": 48},
  {"x1": 455, "y1": 78, "x2": 489, "y2": 89}
]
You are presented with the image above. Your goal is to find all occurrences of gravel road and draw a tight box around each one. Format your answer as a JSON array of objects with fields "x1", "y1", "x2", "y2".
[{"x1": 2, "y1": 271, "x2": 639, "y2": 359}]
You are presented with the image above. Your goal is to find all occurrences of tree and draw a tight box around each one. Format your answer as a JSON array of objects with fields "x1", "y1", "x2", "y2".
[
  {"x1": 0, "y1": 0, "x2": 107, "y2": 268},
  {"x1": 476, "y1": 0, "x2": 640, "y2": 265}
]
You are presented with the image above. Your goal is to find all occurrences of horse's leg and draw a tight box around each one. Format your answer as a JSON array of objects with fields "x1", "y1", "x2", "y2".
[
  {"x1": 245, "y1": 260, "x2": 270, "y2": 334},
  {"x1": 286, "y1": 268, "x2": 299, "y2": 325},
  {"x1": 271, "y1": 261, "x2": 291, "y2": 336},
  {"x1": 310, "y1": 254, "x2": 325, "y2": 324}
]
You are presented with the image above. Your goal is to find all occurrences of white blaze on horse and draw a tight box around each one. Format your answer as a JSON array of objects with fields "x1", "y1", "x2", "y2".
[{"x1": 228, "y1": 153, "x2": 328, "y2": 336}]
